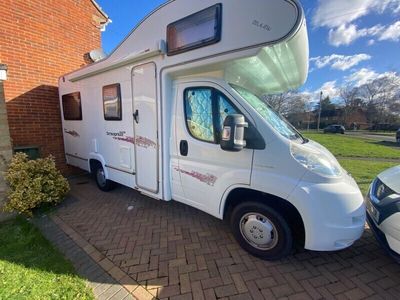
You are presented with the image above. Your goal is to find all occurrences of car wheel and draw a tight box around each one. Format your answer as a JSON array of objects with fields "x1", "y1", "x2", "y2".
[
  {"x1": 94, "y1": 164, "x2": 115, "y2": 192},
  {"x1": 230, "y1": 201, "x2": 293, "y2": 260}
]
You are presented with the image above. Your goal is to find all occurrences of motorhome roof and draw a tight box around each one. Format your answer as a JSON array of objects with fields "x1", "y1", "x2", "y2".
[{"x1": 63, "y1": 0, "x2": 308, "y2": 95}]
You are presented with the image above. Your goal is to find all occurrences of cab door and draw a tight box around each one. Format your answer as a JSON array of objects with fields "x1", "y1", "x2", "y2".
[{"x1": 174, "y1": 82, "x2": 253, "y2": 217}]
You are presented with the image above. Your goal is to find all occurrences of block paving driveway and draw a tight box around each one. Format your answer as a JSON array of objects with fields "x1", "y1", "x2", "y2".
[{"x1": 54, "y1": 176, "x2": 400, "y2": 299}]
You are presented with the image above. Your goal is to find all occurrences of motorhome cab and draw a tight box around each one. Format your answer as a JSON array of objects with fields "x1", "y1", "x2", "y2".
[{"x1": 59, "y1": 0, "x2": 366, "y2": 259}]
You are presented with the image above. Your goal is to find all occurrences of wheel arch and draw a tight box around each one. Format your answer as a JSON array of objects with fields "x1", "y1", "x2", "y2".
[
  {"x1": 223, "y1": 187, "x2": 305, "y2": 247},
  {"x1": 88, "y1": 153, "x2": 108, "y2": 178}
]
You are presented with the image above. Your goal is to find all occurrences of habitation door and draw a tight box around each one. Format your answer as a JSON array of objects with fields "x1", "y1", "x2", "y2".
[{"x1": 132, "y1": 62, "x2": 158, "y2": 193}]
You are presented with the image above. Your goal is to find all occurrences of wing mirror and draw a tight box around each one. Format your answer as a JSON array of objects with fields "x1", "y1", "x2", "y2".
[{"x1": 220, "y1": 114, "x2": 248, "y2": 152}]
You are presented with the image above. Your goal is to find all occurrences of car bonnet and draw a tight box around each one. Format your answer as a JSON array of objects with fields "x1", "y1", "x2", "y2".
[{"x1": 378, "y1": 165, "x2": 400, "y2": 194}]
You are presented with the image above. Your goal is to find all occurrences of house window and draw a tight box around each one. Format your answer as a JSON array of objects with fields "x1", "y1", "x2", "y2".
[
  {"x1": 167, "y1": 4, "x2": 222, "y2": 56},
  {"x1": 62, "y1": 92, "x2": 82, "y2": 120},
  {"x1": 103, "y1": 84, "x2": 122, "y2": 120}
]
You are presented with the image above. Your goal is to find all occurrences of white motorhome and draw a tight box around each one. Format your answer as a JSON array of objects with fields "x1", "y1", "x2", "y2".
[{"x1": 59, "y1": 0, "x2": 366, "y2": 260}]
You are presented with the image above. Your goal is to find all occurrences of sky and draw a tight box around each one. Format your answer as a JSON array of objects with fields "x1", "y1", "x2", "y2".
[{"x1": 96, "y1": 0, "x2": 400, "y2": 102}]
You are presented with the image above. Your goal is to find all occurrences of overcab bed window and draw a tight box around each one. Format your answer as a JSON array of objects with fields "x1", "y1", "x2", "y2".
[
  {"x1": 167, "y1": 4, "x2": 222, "y2": 56},
  {"x1": 62, "y1": 92, "x2": 82, "y2": 120},
  {"x1": 103, "y1": 84, "x2": 122, "y2": 121}
]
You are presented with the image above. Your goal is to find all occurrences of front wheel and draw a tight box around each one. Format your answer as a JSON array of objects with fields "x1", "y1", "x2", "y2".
[
  {"x1": 230, "y1": 202, "x2": 293, "y2": 260},
  {"x1": 94, "y1": 164, "x2": 115, "y2": 192}
]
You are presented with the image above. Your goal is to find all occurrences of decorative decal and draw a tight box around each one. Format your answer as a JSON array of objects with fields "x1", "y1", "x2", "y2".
[
  {"x1": 107, "y1": 131, "x2": 156, "y2": 149},
  {"x1": 175, "y1": 167, "x2": 217, "y2": 186},
  {"x1": 135, "y1": 136, "x2": 157, "y2": 149},
  {"x1": 113, "y1": 136, "x2": 135, "y2": 144},
  {"x1": 64, "y1": 129, "x2": 80, "y2": 137},
  {"x1": 107, "y1": 131, "x2": 126, "y2": 137},
  {"x1": 252, "y1": 20, "x2": 271, "y2": 31}
]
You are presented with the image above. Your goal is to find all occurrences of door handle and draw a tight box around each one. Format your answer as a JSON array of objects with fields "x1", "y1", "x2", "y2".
[
  {"x1": 180, "y1": 140, "x2": 188, "y2": 156},
  {"x1": 133, "y1": 109, "x2": 139, "y2": 124}
]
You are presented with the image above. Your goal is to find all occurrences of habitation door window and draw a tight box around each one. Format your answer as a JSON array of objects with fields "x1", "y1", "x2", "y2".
[
  {"x1": 62, "y1": 92, "x2": 82, "y2": 120},
  {"x1": 103, "y1": 84, "x2": 122, "y2": 120}
]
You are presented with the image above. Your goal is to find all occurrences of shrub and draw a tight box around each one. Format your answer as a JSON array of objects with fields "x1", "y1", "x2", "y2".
[{"x1": 3, "y1": 153, "x2": 70, "y2": 216}]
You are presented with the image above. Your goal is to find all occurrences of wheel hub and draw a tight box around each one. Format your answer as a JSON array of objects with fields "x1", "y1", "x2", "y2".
[
  {"x1": 240, "y1": 213, "x2": 278, "y2": 250},
  {"x1": 96, "y1": 168, "x2": 107, "y2": 187}
]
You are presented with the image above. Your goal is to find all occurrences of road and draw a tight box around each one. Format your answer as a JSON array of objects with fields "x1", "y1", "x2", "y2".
[{"x1": 345, "y1": 131, "x2": 398, "y2": 143}]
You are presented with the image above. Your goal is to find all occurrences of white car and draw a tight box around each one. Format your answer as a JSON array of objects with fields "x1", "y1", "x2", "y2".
[{"x1": 366, "y1": 165, "x2": 400, "y2": 262}]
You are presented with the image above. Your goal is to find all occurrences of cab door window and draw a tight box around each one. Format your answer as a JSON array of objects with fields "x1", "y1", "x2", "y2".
[
  {"x1": 217, "y1": 92, "x2": 239, "y2": 137},
  {"x1": 184, "y1": 88, "x2": 214, "y2": 142},
  {"x1": 184, "y1": 87, "x2": 239, "y2": 143}
]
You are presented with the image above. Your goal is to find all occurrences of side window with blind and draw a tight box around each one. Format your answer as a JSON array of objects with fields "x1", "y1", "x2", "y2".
[
  {"x1": 184, "y1": 88, "x2": 214, "y2": 142},
  {"x1": 217, "y1": 92, "x2": 239, "y2": 135},
  {"x1": 184, "y1": 87, "x2": 240, "y2": 144},
  {"x1": 62, "y1": 92, "x2": 82, "y2": 120},
  {"x1": 103, "y1": 84, "x2": 122, "y2": 120}
]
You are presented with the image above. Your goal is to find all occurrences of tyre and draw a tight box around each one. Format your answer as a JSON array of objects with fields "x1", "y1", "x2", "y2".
[
  {"x1": 94, "y1": 163, "x2": 115, "y2": 192},
  {"x1": 230, "y1": 201, "x2": 293, "y2": 260}
]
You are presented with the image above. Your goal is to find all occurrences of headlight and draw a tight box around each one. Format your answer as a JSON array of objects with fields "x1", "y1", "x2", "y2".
[
  {"x1": 290, "y1": 142, "x2": 341, "y2": 177},
  {"x1": 371, "y1": 178, "x2": 396, "y2": 202}
]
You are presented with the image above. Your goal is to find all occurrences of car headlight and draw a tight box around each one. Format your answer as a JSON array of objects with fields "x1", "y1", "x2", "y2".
[
  {"x1": 371, "y1": 178, "x2": 396, "y2": 202},
  {"x1": 290, "y1": 142, "x2": 341, "y2": 177}
]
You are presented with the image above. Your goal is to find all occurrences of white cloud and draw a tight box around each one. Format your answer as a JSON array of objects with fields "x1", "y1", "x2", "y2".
[
  {"x1": 319, "y1": 81, "x2": 339, "y2": 98},
  {"x1": 328, "y1": 24, "x2": 360, "y2": 47},
  {"x1": 312, "y1": 0, "x2": 400, "y2": 28},
  {"x1": 360, "y1": 25, "x2": 386, "y2": 36},
  {"x1": 310, "y1": 54, "x2": 371, "y2": 71},
  {"x1": 379, "y1": 21, "x2": 400, "y2": 41},
  {"x1": 327, "y1": 22, "x2": 399, "y2": 46},
  {"x1": 313, "y1": 0, "x2": 400, "y2": 46},
  {"x1": 313, "y1": 0, "x2": 371, "y2": 28},
  {"x1": 344, "y1": 68, "x2": 400, "y2": 87},
  {"x1": 345, "y1": 68, "x2": 379, "y2": 86}
]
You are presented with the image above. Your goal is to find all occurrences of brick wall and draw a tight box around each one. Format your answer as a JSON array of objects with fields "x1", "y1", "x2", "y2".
[{"x1": 0, "y1": 0, "x2": 107, "y2": 173}]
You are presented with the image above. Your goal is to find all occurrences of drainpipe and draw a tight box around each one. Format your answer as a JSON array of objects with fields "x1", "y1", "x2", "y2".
[{"x1": 0, "y1": 63, "x2": 13, "y2": 221}]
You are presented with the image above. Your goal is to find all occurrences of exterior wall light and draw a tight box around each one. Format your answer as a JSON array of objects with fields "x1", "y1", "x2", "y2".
[{"x1": 0, "y1": 64, "x2": 7, "y2": 81}]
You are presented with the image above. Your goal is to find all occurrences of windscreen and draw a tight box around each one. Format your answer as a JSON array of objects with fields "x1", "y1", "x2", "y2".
[{"x1": 231, "y1": 84, "x2": 304, "y2": 142}]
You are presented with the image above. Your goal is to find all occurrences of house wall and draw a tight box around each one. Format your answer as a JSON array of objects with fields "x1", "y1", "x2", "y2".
[{"x1": 0, "y1": 0, "x2": 106, "y2": 173}]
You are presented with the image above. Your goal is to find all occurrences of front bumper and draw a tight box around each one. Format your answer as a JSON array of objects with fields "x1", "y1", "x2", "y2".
[
  {"x1": 288, "y1": 177, "x2": 366, "y2": 251},
  {"x1": 366, "y1": 191, "x2": 400, "y2": 262},
  {"x1": 366, "y1": 213, "x2": 400, "y2": 263}
]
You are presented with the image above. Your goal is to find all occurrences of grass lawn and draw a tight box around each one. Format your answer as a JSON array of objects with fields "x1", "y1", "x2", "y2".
[
  {"x1": 304, "y1": 132, "x2": 399, "y2": 159},
  {"x1": 301, "y1": 132, "x2": 399, "y2": 195},
  {"x1": 0, "y1": 217, "x2": 94, "y2": 300},
  {"x1": 338, "y1": 159, "x2": 398, "y2": 194}
]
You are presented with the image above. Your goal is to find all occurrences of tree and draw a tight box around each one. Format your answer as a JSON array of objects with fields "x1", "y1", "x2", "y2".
[
  {"x1": 359, "y1": 73, "x2": 400, "y2": 128},
  {"x1": 339, "y1": 85, "x2": 363, "y2": 126},
  {"x1": 263, "y1": 90, "x2": 308, "y2": 116},
  {"x1": 264, "y1": 93, "x2": 288, "y2": 114},
  {"x1": 315, "y1": 96, "x2": 336, "y2": 118}
]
